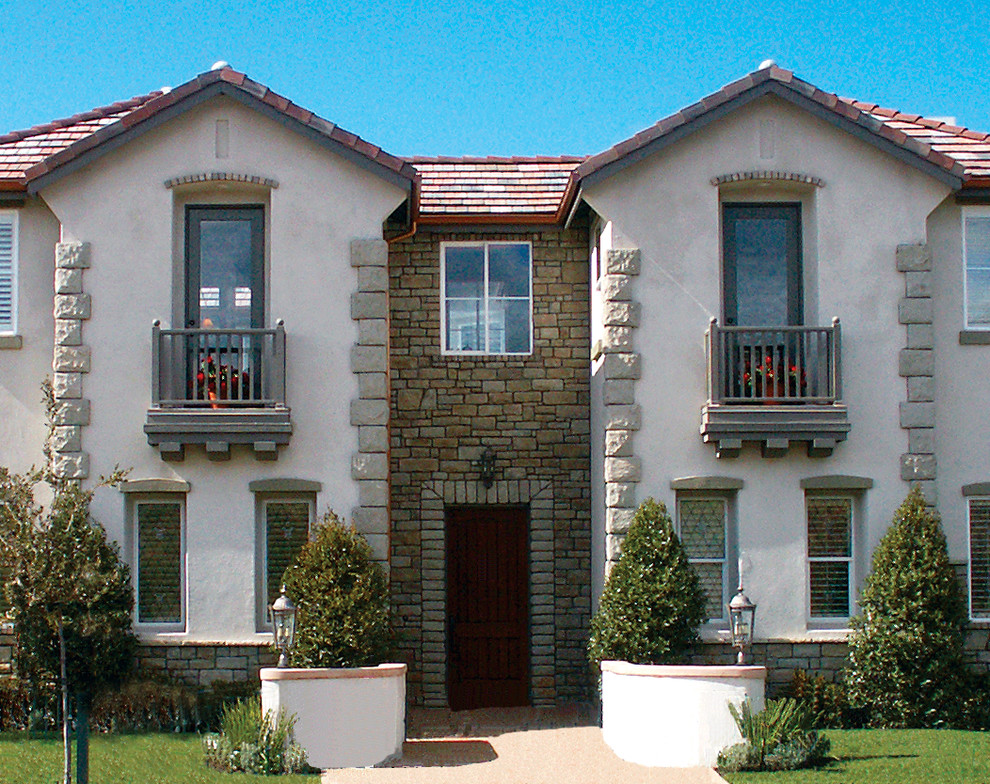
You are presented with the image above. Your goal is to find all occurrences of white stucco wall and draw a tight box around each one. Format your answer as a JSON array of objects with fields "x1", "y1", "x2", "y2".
[
  {"x1": 586, "y1": 95, "x2": 950, "y2": 640},
  {"x1": 929, "y1": 199, "x2": 990, "y2": 563},
  {"x1": 36, "y1": 96, "x2": 406, "y2": 642},
  {"x1": 0, "y1": 199, "x2": 59, "y2": 471}
]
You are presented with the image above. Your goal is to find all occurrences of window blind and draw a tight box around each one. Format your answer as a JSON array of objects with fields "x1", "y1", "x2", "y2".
[
  {"x1": 970, "y1": 500, "x2": 990, "y2": 617},
  {"x1": 0, "y1": 215, "x2": 15, "y2": 332}
]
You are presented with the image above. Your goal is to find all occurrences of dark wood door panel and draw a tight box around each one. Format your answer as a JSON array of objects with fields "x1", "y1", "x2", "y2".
[{"x1": 446, "y1": 505, "x2": 529, "y2": 711}]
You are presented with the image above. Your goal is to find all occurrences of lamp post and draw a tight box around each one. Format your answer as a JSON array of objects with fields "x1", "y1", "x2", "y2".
[
  {"x1": 728, "y1": 575, "x2": 756, "y2": 666},
  {"x1": 272, "y1": 585, "x2": 297, "y2": 668}
]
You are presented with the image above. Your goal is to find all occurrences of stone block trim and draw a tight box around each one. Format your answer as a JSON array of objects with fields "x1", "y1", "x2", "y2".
[
  {"x1": 388, "y1": 224, "x2": 591, "y2": 707},
  {"x1": 350, "y1": 239, "x2": 391, "y2": 566},
  {"x1": 418, "y1": 480, "x2": 556, "y2": 708},
  {"x1": 52, "y1": 241, "x2": 91, "y2": 479},
  {"x1": 896, "y1": 244, "x2": 936, "y2": 503},
  {"x1": 602, "y1": 249, "x2": 641, "y2": 572}
]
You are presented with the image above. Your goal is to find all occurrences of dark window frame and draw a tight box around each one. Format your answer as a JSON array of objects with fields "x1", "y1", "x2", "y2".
[
  {"x1": 722, "y1": 202, "x2": 803, "y2": 327},
  {"x1": 184, "y1": 204, "x2": 266, "y2": 329}
]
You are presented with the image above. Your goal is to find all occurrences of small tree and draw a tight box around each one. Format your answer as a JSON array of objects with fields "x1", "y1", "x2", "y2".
[
  {"x1": 846, "y1": 487, "x2": 967, "y2": 728},
  {"x1": 588, "y1": 498, "x2": 707, "y2": 669},
  {"x1": 282, "y1": 512, "x2": 391, "y2": 668},
  {"x1": 0, "y1": 384, "x2": 134, "y2": 784}
]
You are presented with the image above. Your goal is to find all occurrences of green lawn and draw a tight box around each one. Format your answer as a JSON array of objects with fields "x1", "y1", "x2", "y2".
[
  {"x1": 723, "y1": 729, "x2": 990, "y2": 784},
  {"x1": 0, "y1": 732, "x2": 321, "y2": 784}
]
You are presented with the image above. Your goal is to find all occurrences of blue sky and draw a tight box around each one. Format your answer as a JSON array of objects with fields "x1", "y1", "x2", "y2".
[{"x1": 3, "y1": 0, "x2": 988, "y2": 157}]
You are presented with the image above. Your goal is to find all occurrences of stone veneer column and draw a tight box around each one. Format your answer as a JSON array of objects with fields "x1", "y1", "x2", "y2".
[
  {"x1": 896, "y1": 244, "x2": 937, "y2": 504},
  {"x1": 51, "y1": 242, "x2": 92, "y2": 480},
  {"x1": 601, "y1": 249, "x2": 642, "y2": 571},
  {"x1": 349, "y1": 239, "x2": 391, "y2": 566}
]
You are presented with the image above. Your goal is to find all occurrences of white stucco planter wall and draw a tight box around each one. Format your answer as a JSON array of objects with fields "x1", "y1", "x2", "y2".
[
  {"x1": 601, "y1": 661, "x2": 766, "y2": 768},
  {"x1": 260, "y1": 664, "x2": 406, "y2": 769}
]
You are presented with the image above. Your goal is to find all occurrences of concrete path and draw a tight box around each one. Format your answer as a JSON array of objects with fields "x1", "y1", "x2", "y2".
[{"x1": 322, "y1": 707, "x2": 727, "y2": 784}]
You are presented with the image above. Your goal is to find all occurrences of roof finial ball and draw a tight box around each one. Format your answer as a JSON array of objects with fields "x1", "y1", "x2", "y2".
[
  {"x1": 211, "y1": 60, "x2": 230, "y2": 71},
  {"x1": 758, "y1": 59, "x2": 777, "y2": 70}
]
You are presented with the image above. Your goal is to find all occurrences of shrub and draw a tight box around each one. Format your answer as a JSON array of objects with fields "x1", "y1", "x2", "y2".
[
  {"x1": 717, "y1": 698, "x2": 831, "y2": 772},
  {"x1": 789, "y1": 669, "x2": 862, "y2": 729},
  {"x1": 846, "y1": 487, "x2": 967, "y2": 728},
  {"x1": 588, "y1": 498, "x2": 706, "y2": 669},
  {"x1": 91, "y1": 679, "x2": 198, "y2": 733},
  {"x1": 282, "y1": 512, "x2": 391, "y2": 668},
  {"x1": 202, "y1": 698, "x2": 309, "y2": 775}
]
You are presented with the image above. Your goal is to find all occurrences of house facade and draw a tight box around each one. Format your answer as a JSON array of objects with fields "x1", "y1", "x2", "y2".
[{"x1": 1, "y1": 64, "x2": 989, "y2": 703}]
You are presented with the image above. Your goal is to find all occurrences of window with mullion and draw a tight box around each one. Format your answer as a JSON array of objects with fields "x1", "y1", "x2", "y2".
[
  {"x1": 969, "y1": 499, "x2": 990, "y2": 619},
  {"x1": 258, "y1": 497, "x2": 313, "y2": 628},
  {"x1": 807, "y1": 496, "x2": 853, "y2": 619},
  {"x1": 134, "y1": 499, "x2": 185, "y2": 628},
  {"x1": 442, "y1": 242, "x2": 532, "y2": 355},
  {"x1": 965, "y1": 211, "x2": 990, "y2": 329},
  {"x1": 677, "y1": 497, "x2": 728, "y2": 621}
]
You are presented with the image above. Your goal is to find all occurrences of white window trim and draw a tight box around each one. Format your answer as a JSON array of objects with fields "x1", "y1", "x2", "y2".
[
  {"x1": 963, "y1": 207, "x2": 990, "y2": 330},
  {"x1": 675, "y1": 493, "x2": 736, "y2": 626},
  {"x1": 968, "y1": 497, "x2": 990, "y2": 621},
  {"x1": 129, "y1": 494, "x2": 187, "y2": 633},
  {"x1": 255, "y1": 493, "x2": 315, "y2": 631},
  {"x1": 805, "y1": 493, "x2": 856, "y2": 627},
  {"x1": 440, "y1": 240, "x2": 534, "y2": 356},
  {"x1": 0, "y1": 210, "x2": 19, "y2": 336}
]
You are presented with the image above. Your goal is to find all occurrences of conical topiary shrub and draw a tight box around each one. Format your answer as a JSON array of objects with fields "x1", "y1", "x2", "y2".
[
  {"x1": 282, "y1": 511, "x2": 392, "y2": 668},
  {"x1": 588, "y1": 498, "x2": 707, "y2": 669},
  {"x1": 846, "y1": 487, "x2": 967, "y2": 727}
]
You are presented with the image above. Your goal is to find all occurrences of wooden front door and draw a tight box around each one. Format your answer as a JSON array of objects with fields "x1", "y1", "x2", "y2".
[{"x1": 446, "y1": 505, "x2": 530, "y2": 711}]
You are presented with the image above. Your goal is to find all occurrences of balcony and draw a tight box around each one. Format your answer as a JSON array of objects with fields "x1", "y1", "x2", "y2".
[
  {"x1": 701, "y1": 319, "x2": 850, "y2": 458},
  {"x1": 145, "y1": 321, "x2": 291, "y2": 461}
]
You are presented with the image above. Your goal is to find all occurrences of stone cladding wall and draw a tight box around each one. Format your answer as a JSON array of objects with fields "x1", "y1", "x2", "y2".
[
  {"x1": 388, "y1": 221, "x2": 592, "y2": 707},
  {"x1": 134, "y1": 643, "x2": 275, "y2": 685}
]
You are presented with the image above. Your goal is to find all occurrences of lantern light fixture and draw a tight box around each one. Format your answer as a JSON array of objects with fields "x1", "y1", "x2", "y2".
[{"x1": 271, "y1": 585, "x2": 297, "y2": 668}]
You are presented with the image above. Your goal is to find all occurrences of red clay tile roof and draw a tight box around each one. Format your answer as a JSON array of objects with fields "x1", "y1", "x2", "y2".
[
  {"x1": 0, "y1": 68, "x2": 415, "y2": 192},
  {"x1": 842, "y1": 99, "x2": 990, "y2": 181},
  {"x1": 408, "y1": 156, "x2": 584, "y2": 222},
  {"x1": 0, "y1": 93, "x2": 162, "y2": 190},
  {"x1": 570, "y1": 66, "x2": 977, "y2": 201}
]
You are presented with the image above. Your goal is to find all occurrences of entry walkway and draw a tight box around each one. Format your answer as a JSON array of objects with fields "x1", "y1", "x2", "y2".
[{"x1": 323, "y1": 707, "x2": 727, "y2": 784}]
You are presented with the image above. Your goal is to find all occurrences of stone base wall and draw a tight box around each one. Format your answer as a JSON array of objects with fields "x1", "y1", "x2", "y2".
[
  {"x1": 0, "y1": 631, "x2": 13, "y2": 677},
  {"x1": 134, "y1": 643, "x2": 275, "y2": 686}
]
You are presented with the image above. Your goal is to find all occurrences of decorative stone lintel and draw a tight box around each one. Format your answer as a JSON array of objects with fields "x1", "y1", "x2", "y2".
[
  {"x1": 164, "y1": 172, "x2": 279, "y2": 189},
  {"x1": 711, "y1": 171, "x2": 825, "y2": 188}
]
